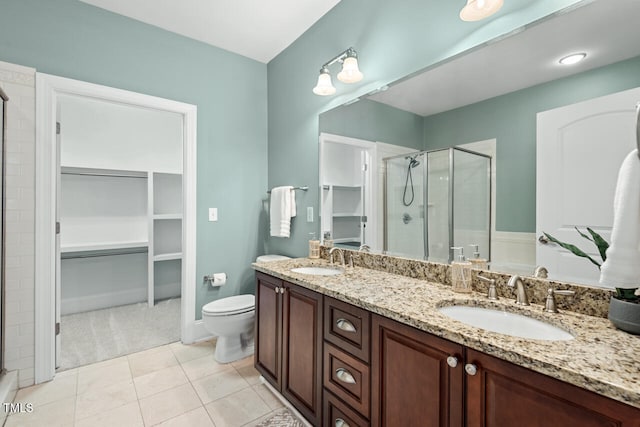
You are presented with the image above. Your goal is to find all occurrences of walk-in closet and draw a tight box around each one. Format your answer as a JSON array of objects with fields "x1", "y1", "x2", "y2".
[{"x1": 57, "y1": 94, "x2": 184, "y2": 369}]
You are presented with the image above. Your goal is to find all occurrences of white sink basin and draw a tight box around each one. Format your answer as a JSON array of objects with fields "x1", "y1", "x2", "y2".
[
  {"x1": 438, "y1": 305, "x2": 574, "y2": 341},
  {"x1": 290, "y1": 266, "x2": 344, "y2": 276}
]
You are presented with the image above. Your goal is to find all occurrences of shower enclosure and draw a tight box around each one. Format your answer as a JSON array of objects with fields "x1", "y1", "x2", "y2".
[{"x1": 384, "y1": 147, "x2": 491, "y2": 263}]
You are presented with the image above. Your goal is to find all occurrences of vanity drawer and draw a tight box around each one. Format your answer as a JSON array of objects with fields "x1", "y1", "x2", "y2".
[
  {"x1": 323, "y1": 390, "x2": 370, "y2": 427},
  {"x1": 323, "y1": 343, "x2": 370, "y2": 417},
  {"x1": 324, "y1": 296, "x2": 370, "y2": 362}
]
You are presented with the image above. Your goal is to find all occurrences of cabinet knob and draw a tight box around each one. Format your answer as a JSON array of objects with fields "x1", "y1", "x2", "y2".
[
  {"x1": 465, "y1": 363, "x2": 478, "y2": 376},
  {"x1": 336, "y1": 318, "x2": 357, "y2": 333},
  {"x1": 446, "y1": 356, "x2": 458, "y2": 368},
  {"x1": 335, "y1": 367, "x2": 356, "y2": 384},
  {"x1": 335, "y1": 418, "x2": 350, "y2": 427}
]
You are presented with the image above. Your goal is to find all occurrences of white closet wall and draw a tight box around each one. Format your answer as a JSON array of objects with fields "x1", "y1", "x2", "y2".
[{"x1": 59, "y1": 94, "x2": 183, "y2": 315}]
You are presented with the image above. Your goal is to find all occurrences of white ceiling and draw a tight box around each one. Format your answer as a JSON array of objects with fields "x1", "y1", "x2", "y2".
[
  {"x1": 368, "y1": 0, "x2": 640, "y2": 117},
  {"x1": 79, "y1": 0, "x2": 341, "y2": 63}
]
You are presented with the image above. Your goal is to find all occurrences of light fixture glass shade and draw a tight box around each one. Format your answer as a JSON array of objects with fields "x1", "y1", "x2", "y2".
[
  {"x1": 460, "y1": 0, "x2": 504, "y2": 22},
  {"x1": 312, "y1": 70, "x2": 336, "y2": 96},
  {"x1": 337, "y1": 57, "x2": 364, "y2": 84}
]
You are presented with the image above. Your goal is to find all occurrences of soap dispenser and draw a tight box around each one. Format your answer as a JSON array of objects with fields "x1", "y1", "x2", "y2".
[
  {"x1": 468, "y1": 244, "x2": 488, "y2": 270},
  {"x1": 450, "y1": 247, "x2": 472, "y2": 293},
  {"x1": 308, "y1": 232, "x2": 320, "y2": 259}
]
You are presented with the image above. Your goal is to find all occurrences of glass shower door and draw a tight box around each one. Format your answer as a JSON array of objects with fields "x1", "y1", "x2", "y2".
[
  {"x1": 426, "y1": 149, "x2": 451, "y2": 263},
  {"x1": 452, "y1": 148, "x2": 491, "y2": 262},
  {"x1": 384, "y1": 153, "x2": 425, "y2": 259}
]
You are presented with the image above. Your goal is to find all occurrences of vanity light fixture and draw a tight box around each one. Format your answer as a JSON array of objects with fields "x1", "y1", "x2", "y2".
[
  {"x1": 559, "y1": 52, "x2": 587, "y2": 65},
  {"x1": 460, "y1": 0, "x2": 504, "y2": 22},
  {"x1": 313, "y1": 47, "x2": 363, "y2": 96}
]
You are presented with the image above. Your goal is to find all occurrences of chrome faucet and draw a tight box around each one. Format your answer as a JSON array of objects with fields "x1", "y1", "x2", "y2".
[
  {"x1": 533, "y1": 266, "x2": 549, "y2": 279},
  {"x1": 359, "y1": 244, "x2": 371, "y2": 252},
  {"x1": 329, "y1": 247, "x2": 346, "y2": 267},
  {"x1": 507, "y1": 275, "x2": 530, "y2": 306}
]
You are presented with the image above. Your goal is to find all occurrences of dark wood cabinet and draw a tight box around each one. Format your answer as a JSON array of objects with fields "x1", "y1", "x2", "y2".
[
  {"x1": 465, "y1": 348, "x2": 640, "y2": 427},
  {"x1": 371, "y1": 314, "x2": 464, "y2": 427},
  {"x1": 255, "y1": 272, "x2": 323, "y2": 425},
  {"x1": 256, "y1": 273, "x2": 640, "y2": 427}
]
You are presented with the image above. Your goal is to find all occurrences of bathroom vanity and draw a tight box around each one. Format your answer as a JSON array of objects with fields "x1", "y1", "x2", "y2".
[{"x1": 253, "y1": 255, "x2": 640, "y2": 427}]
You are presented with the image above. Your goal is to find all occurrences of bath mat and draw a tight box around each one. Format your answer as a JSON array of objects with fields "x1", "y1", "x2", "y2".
[{"x1": 256, "y1": 409, "x2": 305, "y2": 427}]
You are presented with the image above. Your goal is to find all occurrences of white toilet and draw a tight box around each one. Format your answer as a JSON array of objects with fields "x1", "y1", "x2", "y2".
[{"x1": 202, "y1": 254, "x2": 290, "y2": 363}]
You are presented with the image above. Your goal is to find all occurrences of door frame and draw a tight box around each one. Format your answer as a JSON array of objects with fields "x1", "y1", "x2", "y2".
[
  {"x1": 34, "y1": 73, "x2": 198, "y2": 383},
  {"x1": 319, "y1": 133, "x2": 377, "y2": 250}
]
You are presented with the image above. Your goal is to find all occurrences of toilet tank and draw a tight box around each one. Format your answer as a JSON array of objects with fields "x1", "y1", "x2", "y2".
[{"x1": 256, "y1": 254, "x2": 291, "y2": 263}]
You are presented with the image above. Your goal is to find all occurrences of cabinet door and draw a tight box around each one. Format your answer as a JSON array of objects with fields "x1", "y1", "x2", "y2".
[
  {"x1": 371, "y1": 315, "x2": 464, "y2": 427},
  {"x1": 255, "y1": 273, "x2": 282, "y2": 388},
  {"x1": 282, "y1": 282, "x2": 323, "y2": 426},
  {"x1": 466, "y1": 349, "x2": 640, "y2": 427}
]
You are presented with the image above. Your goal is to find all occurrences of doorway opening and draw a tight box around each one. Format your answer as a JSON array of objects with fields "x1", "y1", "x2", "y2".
[{"x1": 35, "y1": 74, "x2": 197, "y2": 382}]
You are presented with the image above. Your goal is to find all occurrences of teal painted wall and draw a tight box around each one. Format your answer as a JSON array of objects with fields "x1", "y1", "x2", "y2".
[
  {"x1": 0, "y1": 0, "x2": 268, "y2": 319},
  {"x1": 423, "y1": 55, "x2": 640, "y2": 233},
  {"x1": 267, "y1": 0, "x2": 584, "y2": 257},
  {"x1": 319, "y1": 99, "x2": 423, "y2": 149}
]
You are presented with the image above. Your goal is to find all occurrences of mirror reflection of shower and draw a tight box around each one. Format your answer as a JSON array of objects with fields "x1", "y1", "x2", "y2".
[
  {"x1": 384, "y1": 147, "x2": 491, "y2": 263},
  {"x1": 403, "y1": 154, "x2": 421, "y2": 206}
]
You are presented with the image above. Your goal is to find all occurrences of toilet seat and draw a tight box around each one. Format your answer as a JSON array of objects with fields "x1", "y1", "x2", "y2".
[{"x1": 202, "y1": 294, "x2": 255, "y2": 316}]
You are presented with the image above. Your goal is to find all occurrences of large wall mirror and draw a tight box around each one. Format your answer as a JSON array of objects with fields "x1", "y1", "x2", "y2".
[{"x1": 318, "y1": 0, "x2": 640, "y2": 288}]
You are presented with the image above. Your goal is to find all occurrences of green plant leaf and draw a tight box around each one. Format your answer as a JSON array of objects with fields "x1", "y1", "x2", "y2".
[
  {"x1": 543, "y1": 232, "x2": 602, "y2": 269},
  {"x1": 586, "y1": 227, "x2": 609, "y2": 262},
  {"x1": 615, "y1": 287, "x2": 640, "y2": 302},
  {"x1": 574, "y1": 227, "x2": 593, "y2": 242}
]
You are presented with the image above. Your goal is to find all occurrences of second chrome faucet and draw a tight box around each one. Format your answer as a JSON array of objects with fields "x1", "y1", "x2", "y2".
[{"x1": 507, "y1": 275, "x2": 530, "y2": 306}]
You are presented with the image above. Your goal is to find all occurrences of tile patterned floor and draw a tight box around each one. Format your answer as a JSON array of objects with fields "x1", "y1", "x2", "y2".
[{"x1": 5, "y1": 340, "x2": 289, "y2": 427}]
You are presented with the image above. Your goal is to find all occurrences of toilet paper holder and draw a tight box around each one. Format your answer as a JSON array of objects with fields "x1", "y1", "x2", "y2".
[{"x1": 204, "y1": 273, "x2": 227, "y2": 287}]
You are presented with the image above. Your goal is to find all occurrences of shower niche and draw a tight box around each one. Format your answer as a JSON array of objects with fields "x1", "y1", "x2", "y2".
[{"x1": 384, "y1": 147, "x2": 491, "y2": 263}]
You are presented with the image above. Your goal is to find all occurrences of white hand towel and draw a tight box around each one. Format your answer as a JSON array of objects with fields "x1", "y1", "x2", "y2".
[
  {"x1": 270, "y1": 186, "x2": 296, "y2": 238},
  {"x1": 599, "y1": 149, "x2": 640, "y2": 288}
]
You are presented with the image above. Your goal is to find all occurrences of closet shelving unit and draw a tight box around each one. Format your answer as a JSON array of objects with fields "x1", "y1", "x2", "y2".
[
  {"x1": 321, "y1": 184, "x2": 363, "y2": 245},
  {"x1": 60, "y1": 166, "x2": 183, "y2": 312},
  {"x1": 149, "y1": 172, "x2": 183, "y2": 305}
]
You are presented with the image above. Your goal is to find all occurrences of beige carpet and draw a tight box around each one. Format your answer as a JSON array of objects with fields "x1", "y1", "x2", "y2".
[
  {"x1": 58, "y1": 298, "x2": 181, "y2": 370},
  {"x1": 256, "y1": 409, "x2": 305, "y2": 427}
]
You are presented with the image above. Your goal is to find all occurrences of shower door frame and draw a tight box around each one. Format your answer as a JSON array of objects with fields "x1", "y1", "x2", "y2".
[
  {"x1": 0, "y1": 86, "x2": 8, "y2": 375},
  {"x1": 383, "y1": 146, "x2": 492, "y2": 263}
]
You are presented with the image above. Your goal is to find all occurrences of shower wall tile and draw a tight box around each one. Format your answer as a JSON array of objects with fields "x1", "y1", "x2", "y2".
[{"x1": 0, "y1": 60, "x2": 36, "y2": 388}]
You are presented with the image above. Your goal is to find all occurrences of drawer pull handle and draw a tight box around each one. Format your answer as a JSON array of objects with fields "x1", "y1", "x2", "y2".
[
  {"x1": 465, "y1": 363, "x2": 478, "y2": 376},
  {"x1": 335, "y1": 367, "x2": 356, "y2": 384},
  {"x1": 336, "y1": 318, "x2": 356, "y2": 333},
  {"x1": 446, "y1": 356, "x2": 458, "y2": 368},
  {"x1": 335, "y1": 418, "x2": 350, "y2": 427}
]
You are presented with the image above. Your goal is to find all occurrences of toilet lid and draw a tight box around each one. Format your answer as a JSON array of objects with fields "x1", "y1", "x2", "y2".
[{"x1": 202, "y1": 294, "x2": 255, "y2": 316}]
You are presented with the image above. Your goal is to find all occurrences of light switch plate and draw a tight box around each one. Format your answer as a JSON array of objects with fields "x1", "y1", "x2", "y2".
[
  {"x1": 307, "y1": 206, "x2": 314, "y2": 222},
  {"x1": 209, "y1": 208, "x2": 218, "y2": 222}
]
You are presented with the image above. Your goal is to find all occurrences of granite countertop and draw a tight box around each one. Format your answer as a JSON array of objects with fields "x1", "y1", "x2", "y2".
[{"x1": 253, "y1": 258, "x2": 640, "y2": 409}]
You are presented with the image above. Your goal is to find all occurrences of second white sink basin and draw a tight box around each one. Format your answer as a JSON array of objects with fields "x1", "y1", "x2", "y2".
[
  {"x1": 290, "y1": 266, "x2": 344, "y2": 276},
  {"x1": 438, "y1": 305, "x2": 574, "y2": 341}
]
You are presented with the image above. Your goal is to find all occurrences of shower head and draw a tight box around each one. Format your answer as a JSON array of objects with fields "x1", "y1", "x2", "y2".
[{"x1": 406, "y1": 155, "x2": 421, "y2": 168}]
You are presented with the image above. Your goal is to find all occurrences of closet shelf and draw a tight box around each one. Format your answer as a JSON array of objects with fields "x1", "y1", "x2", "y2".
[
  {"x1": 332, "y1": 213, "x2": 362, "y2": 218},
  {"x1": 61, "y1": 166, "x2": 148, "y2": 178},
  {"x1": 153, "y1": 213, "x2": 183, "y2": 220},
  {"x1": 154, "y1": 252, "x2": 183, "y2": 262},
  {"x1": 61, "y1": 241, "x2": 149, "y2": 253},
  {"x1": 333, "y1": 237, "x2": 360, "y2": 244},
  {"x1": 61, "y1": 242, "x2": 148, "y2": 259}
]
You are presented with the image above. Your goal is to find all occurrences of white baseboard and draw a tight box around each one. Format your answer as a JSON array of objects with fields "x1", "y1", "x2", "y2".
[
  {"x1": 190, "y1": 320, "x2": 213, "y2": 343},
  {"x1": 61, "y1": 283, "x2": 180, "y2": 315}
]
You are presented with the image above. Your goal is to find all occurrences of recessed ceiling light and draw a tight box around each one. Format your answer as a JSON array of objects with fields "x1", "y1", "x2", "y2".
[{"x1": 559, "y1": 53, "x2": 587, "y2": 65}]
